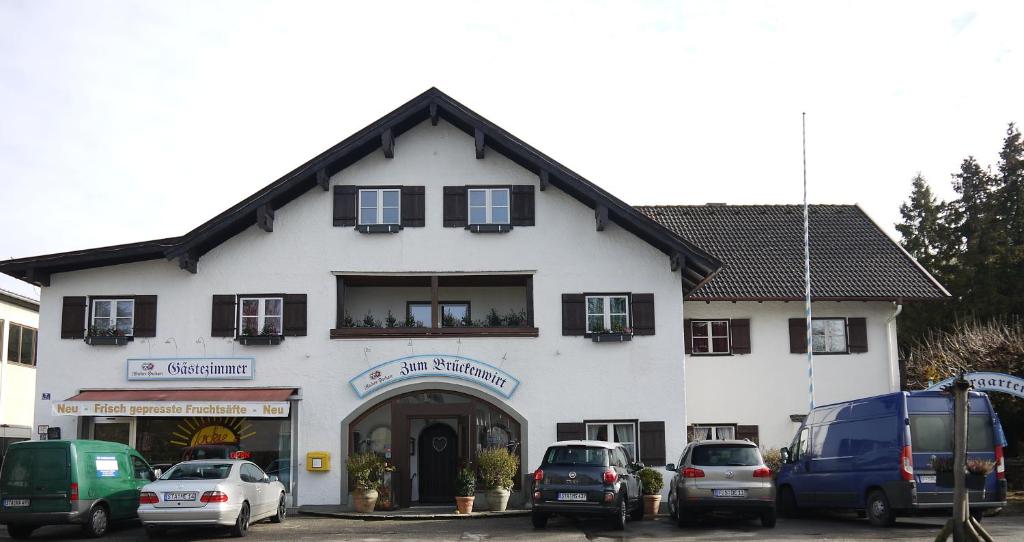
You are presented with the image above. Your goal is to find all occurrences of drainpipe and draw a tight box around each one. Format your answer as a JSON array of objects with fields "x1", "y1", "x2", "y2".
[{"x1": 885, "y1": 301, "x2": 903, "y2": 392}]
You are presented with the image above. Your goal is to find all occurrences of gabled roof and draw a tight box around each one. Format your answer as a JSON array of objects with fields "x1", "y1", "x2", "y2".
[
  {"x1": 0, "y1": 88, "x2": 720, "y2": 292},
  {"x1": 637, "y1": 204, "x2": 949, "y2": 301}
]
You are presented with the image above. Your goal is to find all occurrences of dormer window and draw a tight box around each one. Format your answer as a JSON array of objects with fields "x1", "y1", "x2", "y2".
[
  {"x1": 468, "y1": 188, "x2": 510, "y2": 225},
  {"x1": 359, "y1": 189, "x2": 401, "y2": 225}
]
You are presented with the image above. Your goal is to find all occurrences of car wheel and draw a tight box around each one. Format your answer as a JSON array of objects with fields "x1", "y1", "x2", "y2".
[
  {"x1": 144, "y1": 525, "x2": 166, "y2": 538},
  {"x1": 760, "y1": 510, "x2": 777, "y2": 528},
  {"x1": 270, "y1": 494, "x2": 287, "y2": 524},
  {"x1": 668, "y1": 491, "x2": 678, "y2": 520},
  {"x1": 231, "y1": 502, "x2": 251, "y2": 537},
  {"x1": 82, "y1": 504, "x2": 110, "y2": 538},
  {"x1": 866, "y1": 489, "x2": 895, "y2": 527},
  {"x1": 531, "y1": 511, "x2": 549, "y2": 529},
  {"x1": 611, "y1": 495, "x2": 627, "y2": 530},
  {"x1": 777, "y1": 486, "x2": 799, "y2": 518},
  {"x1": 7, "y1": 524, "x2": 35, "y2": 539}
]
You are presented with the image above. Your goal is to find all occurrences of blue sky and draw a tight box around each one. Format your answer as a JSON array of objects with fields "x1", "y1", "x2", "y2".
[{"x1": 1, "y1": 0, "x2": 1021, "y2": 298}]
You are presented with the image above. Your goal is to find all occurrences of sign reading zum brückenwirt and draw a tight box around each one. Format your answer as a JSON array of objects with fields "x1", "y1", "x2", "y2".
[{"x1": 350, "y1": 354, "x2": 520, "y2": 399}]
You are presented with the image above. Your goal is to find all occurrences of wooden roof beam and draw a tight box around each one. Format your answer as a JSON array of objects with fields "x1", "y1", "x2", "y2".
[
  {"x1": 381, "y1": 128, "x2": 395, "y2": 159},
  {"x1": 316, "y1": 168, "x2": 330, "y2": 191},
  {"x1": 539, "y1": 170, "x2": 549, "y2": 191},
  {"x1": 257, "y1": 205, "x2": 275, "y2": 233},
  {"x1": 475, "y1": 128, "x2": 485, "y2": 159},
  {"x1": 429, "y1": 103, "x2": 439, "y2": 126},
  {"x1": 595, "y1": 204, "x2": 609, "y2": 231}
]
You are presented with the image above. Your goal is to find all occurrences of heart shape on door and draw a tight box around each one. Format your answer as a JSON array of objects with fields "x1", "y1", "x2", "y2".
[{"x1": 432, "y1": 437, "x2": 447, "y2": 453}]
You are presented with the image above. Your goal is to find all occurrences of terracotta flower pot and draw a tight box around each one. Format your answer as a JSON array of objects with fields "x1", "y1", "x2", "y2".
[
  {"x1": 643, "y1": 494, "x2": 662, "y2": 519},
  {"x1": 455, "y1": 496, "x2": 475, "y2": 514},
  {"x1": 352, "y1": 489, "x2": 379, "y2": 513},
  {"x1": 486, "y1": 488, "x2": 510, "y2": 511}
]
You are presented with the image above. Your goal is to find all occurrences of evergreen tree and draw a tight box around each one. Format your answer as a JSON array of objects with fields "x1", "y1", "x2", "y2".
[
  {"x1": 896, "y1": 174, "x2": 942, "y2": 274},
  {"x1": 993, "y1": 123, "x2": 1024, "y2": 315}
]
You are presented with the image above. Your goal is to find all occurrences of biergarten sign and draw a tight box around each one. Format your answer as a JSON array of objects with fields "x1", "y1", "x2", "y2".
[
  {"x1": 349, "y1": 354, "x2": 520, "y2": 399},
  {"x1": 127, "y1": 357, "x2": 254, "y2": 381},
  {"x1": 925, "y1": 372, "x2": 1024, "y2": 400}
]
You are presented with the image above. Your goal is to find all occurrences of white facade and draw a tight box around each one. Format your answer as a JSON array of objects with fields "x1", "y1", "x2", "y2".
[
  {"x1": 0, "y1": 291, "x2": 39, "y2": 440},
  {"x1": 684, "y1": 300, "x2": 902, "y2": 449},
  {"x1": 32, "y1": 121, "x2": 690, "y2": 506}
]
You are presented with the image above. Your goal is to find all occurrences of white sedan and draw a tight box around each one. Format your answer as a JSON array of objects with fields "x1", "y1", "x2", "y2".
[{"x1": 138, "y1": 459, "x2": 286, "y2": 538}]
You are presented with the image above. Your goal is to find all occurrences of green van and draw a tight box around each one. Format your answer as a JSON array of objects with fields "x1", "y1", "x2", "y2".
[{"x1": 0, "y1": 440, "x2": 156, "y2": 539}]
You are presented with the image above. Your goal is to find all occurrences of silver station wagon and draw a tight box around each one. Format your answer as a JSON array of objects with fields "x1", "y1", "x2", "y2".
[
  {"x1": 666, "y1": 440, "x2": 776, "y2": 528},
  {"x1": 137, "y1": 460, "x2": 286, "y2": 538}
]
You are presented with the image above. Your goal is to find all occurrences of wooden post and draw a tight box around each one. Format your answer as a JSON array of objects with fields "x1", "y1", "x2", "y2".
[{"x1": 430, "y1": 275, "x2": 439, "y2": 329}]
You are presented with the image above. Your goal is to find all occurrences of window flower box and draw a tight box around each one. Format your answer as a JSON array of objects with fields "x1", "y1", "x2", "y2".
[
  {"x1": 356, "y1": 224, "x2": 402, "y2": 234},
  {"x1": 84, "y1": 335, "x2": 130, "y2": 346},
  {"x1": 467, "y1": 224, "x2": 512, "y2": 233},
  {"x1": 237, "y1": 335, "x2": 284, "y2": 346},
  {"x1": 591, "y1": 332, "x2": 632, "y2": 343}
]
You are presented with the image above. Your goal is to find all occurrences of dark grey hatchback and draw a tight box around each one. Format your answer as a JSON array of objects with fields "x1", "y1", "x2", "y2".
[{"x1": 530, "y1": 441, "x2": 644, "y2": 530}]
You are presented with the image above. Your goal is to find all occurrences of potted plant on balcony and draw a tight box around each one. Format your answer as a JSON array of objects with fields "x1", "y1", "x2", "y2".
[
  {"x1": 85, "y1": 325, "x2": 129, "y2": 346},
  {"x1": 454, "y1": 465, "x2": 476, "y2": 514},
  {"x1": 477, "y1": 447, "x2": 517, "y2": 511},
  {"x1": 638, "y1": 467, "x2": 663, "y2": 519},
  {"x1": 591, "y1": 321, "x2": 633, "y2": 342},
  {"x1": 347, "y1": 452, "x2": 391, "y2": 513},
  {"x1": 238, "y1": 323, "x2": 283, "y2": 345}
]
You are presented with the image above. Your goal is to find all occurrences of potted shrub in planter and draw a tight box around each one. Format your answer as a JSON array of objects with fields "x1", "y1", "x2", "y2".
[
  {"x1": 477, "y1": 447, "x2": 518, "y2": 512},
  {"x1": 930, "y1": 456, "x2": 994, "y2": 490},
  {"x1": 638, "y1": 467, "x2": 664, "y2": 519},
  {"x1": 347, "y1": 452, "x2": 391, "y2": 513},
  {"x1": 84, "y1": 325, "x2": 129, "y2": 346},
  {"x1": 455, "y1": 465, "x2": 476, "y2": 514},
  {"x1": 238, "y1": 323, "x2": 284, "y2": 345}
]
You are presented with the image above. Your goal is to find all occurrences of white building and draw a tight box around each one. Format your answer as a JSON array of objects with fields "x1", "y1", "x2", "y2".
[
  {"x1": 0, "y1": 90, "x2": 945, "y2": 508},
  {"x1": 0, "y1": 289, "x2": 39, "y2": 452}
]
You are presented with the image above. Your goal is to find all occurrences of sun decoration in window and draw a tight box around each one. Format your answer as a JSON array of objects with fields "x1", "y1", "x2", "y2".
[
  {"x1": 239, "y1": 297, "x2": 283, "y2": 336},
  {"x1": 585, "y1": 295, "x2": 629, "y2": 333}
]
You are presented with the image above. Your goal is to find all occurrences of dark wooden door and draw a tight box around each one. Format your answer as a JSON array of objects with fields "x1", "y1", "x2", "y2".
[{"x1": 417, "y1": 423, "x2": 458, "y2": 503}]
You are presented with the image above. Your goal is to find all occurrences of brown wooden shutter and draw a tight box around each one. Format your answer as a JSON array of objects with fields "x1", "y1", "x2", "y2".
[
  {"x1": 211, "y1": 295, "x2": 237, "y2": 337},
  {"x1": 400, "y1": 186, "x2": 425, "y2": 227},
  {"x1": 788, "y1": 318, "x2": 807, "y2": 353},
  {"x1": 442, "y1": 186, "x2": 467, "y2": 227},
  {"x1": 556, "y1": 423, "x2": 585, "y2": 441},
  {"x1": 736, "y1": 425, "x2": 760, "y2": 445},
  {"x1": 510, "y1": 185, "x2": 535, "y2": 226},
  {"x1": 730, "y1": 318, "x2": 750, "y2": 354},
  {"x1": 333, "y1": 185, "x2": 357, "y2": 226},
  {"x1": 132, "y1": 295, "x2": 158, "y2": 337},
  {"x1": 638, "y1": 421, "x2": 666, "y2": 466},
  {"x1": 847, "y1": 317, "x2": 868, "y2": 353},
  {"x1": 631, "y1": 294, "x2": 655, "y2": 335},
  {"x1": 684, "y1": 319, "x2": 692, "y2": 354},
  {"x1": 561, "y1": 294, "x2": 585, "y2": 336},
  {"x1": 283, "y1": 294, "x2": 308, "y2": 336},
  {"x1": 61, "y1": 296, "x2": 87, "y2": 339}
]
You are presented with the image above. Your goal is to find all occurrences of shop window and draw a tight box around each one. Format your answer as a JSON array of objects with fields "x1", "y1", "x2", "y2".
[
  {"x1": 7, "y1": 323, "x2": 37, "y2": 366},
  {"x1": 586, "y1": 421, "x2": 637, "y2": 461},
  {"x1": 585, "y1": 295, "x2": 629, "y2": 334},
  {"x1": 690, "y1": 320, "x2": 730, "y2": 354},
  {"x1": 239, "y1": 297, "x2": 283, "y2": 336},
  {"x1": 92, "y1": 299, "x2": 134, "y2": 336},
  {"x1": 359, "y1": 189, "x2": 401, "y2": 225},
  {"x1": 468, "y1": 188, "x2": 510, "y2": 225}
]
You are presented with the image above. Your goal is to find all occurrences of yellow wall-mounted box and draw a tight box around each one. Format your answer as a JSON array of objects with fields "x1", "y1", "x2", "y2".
[{"x1": 306, "y1": 451, "x2": 330, "y2": 472}]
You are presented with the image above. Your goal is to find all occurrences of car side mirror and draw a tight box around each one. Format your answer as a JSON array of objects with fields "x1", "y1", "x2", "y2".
[
  {"x1": 269, "y1": 475, "x2": 279, "y2": 483},
  {"x1": 780, "y1": 447, "x2": 790, "y2": 464},
  {"x1": 665, "y1": 463, "x2": 676, "y2": 472}
]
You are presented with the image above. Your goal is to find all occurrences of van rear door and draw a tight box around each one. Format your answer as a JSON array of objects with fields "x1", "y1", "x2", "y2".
[{"x1": 0, "y1": 446, "x2": 72, "y2": 513}]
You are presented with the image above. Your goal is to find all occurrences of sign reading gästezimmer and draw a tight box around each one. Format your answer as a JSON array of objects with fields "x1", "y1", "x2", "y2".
[
  {"x1": 349, "y1": 354, "x2": 520, "y2": 399},
  {"x1": 127, "y1": 358, "x2": 254, "y2": 381}
]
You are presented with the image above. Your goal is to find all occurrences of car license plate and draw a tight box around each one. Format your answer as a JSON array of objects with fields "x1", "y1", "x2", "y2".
[
  {"x1": 713, "y1": 489, "x2": 747, "y2": 498},
  {"x1": 163, "y1": 492, "x2": 197, "y2": 501},
  {"x1": 557, "y1": 492, "x2": 587, "y2": 501},
  {"x1": 920, "y1": 475, "x2": 936, "y2": 484},
  {"x1": 3, "y1": 499, "x2": 28, "y2": 507}
]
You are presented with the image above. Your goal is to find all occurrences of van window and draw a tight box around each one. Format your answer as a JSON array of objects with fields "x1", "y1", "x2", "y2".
[
  {"x1": 691, "y1": 444, "x2": 760, "y2": 467},
  {"x1": 132, "y1": 456, "x2": 154, "y2": 481},
  {"x1": 544, "y1": 446, "x2": 608, "y2": 466},
  {"x1": 792, "y1": 428, "x2": 809, "y2": 461},
  {"x1": 811, "y1": 418, "x2": 897, "y2": 458},
  {"x1": 909, "y1": 414, "x2": 994, "y2": 453},
  {"x1": 1, "y1": 450, "x2": 32, "y2": 488},
  {"x1": 36, "y1": 449, "x2": 70, "y2": 482}
]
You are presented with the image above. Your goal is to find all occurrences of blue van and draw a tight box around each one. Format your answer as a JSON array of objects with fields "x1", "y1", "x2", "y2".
[{"x1": 775, "y1": 391, "x2": 1007, "y2": 526}]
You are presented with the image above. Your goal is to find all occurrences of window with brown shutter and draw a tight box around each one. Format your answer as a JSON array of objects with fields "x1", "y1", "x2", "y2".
[
  {"x1": 442, "y1": 186, "x2": 468, "y2": 227},
  {"x1": 556, "y1": 423, "x2": 585, "y2": 441},
  {"x1": 400, "y1": 186, "x2": 425, "y2": 227},
  {"x1": 735, "y1": 425, "x2": 760, "y2": 445},
  {"x1": 510, "y1": 185, "x2": 535, "y2": 226},
  {"x1": 847, "y1": 317, "x2": 868, "y2": 353},
  {"x1": 638, "y1": 421, "x2": 666, "y2": 466},
  {"x1": 630, "y1": 294, "x2": 655, "y2": 335},
  {"x1": 132, "y1": 295, "x2": 158, "y2": 337},
  {"x1": 788, "y1": 318, "x2": 806, "y2": 353},
  {"x1": 333, "y1": 185, "x2": 357, "y2": 226},
  {"x1": 211, "y1": 295, "x2": 237, "y2": 337},
  {"x1": 561, "y1": 294, "x2": 585, "y2": 336},
  {"x1": 61, "y1": 296, "x2": 87, "y2": 339},
  {"x1": 283, "y1": 294, "x2": 308, "y2": 336},
  {"x1": 683, "y1": 318, "x2": 692, "y2": 354},
  {"x1": 730, "y1": 318, "x2": 750, "y2": 354}
]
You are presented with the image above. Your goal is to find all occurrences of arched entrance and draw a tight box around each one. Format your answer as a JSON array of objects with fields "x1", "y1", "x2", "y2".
[{"x1": 346, "y1": 387, "x2": 523, "y2": 508}]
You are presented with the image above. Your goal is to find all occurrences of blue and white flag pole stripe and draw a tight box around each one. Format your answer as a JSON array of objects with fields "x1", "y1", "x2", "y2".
[{"x1": 803, "y1": 112, "x2": 815, "y2": 411}]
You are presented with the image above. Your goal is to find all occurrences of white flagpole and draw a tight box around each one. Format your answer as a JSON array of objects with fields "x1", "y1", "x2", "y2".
[{"x1": 803, "y1": 112, "x2": 815, "y2": 411}]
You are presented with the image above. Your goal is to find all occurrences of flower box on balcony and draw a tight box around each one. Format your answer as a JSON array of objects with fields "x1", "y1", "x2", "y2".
[
  {"x1": 331, "y1": 327, "x2": 539, "y2": 339},
  {"x1": 356, "y1": 224, "x2": 402, "y2": 234},
  {"x1": 591, "y1": 333, "x2": 632, "y2": 343},
  {"x1": 84, "y1": 335, "x2": 130, "y2": 346},
  {"x1": 467, "y1": 224, "x2": 512, "y2": 234},
  {"x1": 237, "y1": 335, "x2": 284, "y2": 346}
]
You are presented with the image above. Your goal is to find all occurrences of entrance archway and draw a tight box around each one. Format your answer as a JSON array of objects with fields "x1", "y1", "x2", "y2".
[{"x1": 343, "y1": 384, "x2": 526, "y2": 508}]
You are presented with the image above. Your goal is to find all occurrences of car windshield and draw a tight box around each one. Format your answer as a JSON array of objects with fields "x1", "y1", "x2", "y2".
[
  {"x1": 691, "y1": 445, "x2": 761, "y2": 467},
  {"x1": 545, "y1": 446, "x2": 607, "y2": 466},
  {"x1": 160, "y1": 463, "x2": 233, "y2": 480}
]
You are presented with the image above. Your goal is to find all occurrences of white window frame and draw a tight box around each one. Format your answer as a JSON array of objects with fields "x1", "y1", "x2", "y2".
[
  {"x1": 585, "y1": 295, "x2": 629, "y2": 333},
  {"x1": 586, "y1": 421, "x2": 639, "y2": 462},
  {"x1": 467, "y1": 188, "x2": 510, "y2": 225},
  {"x1": 692, "y1": 425, "x2": 736, "y2": 441},
  {"x1": 812, "y1": 318, "x2": 848, "y2": 354},
  {"x1": 690, "y1": 319, "x2": 731, "y2": 354},
  {"x1": 239, "y1": 297, "x2": 284, "y2": 336},
  {"x1": 91, "y1": 298, "x2": 135, "y2": 336},
  {"x1": 358, "y1": 188, "x2": 401, "y2": 225}
]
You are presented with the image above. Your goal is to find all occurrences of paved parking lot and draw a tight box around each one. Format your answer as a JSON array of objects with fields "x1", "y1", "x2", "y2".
[{"x1": 2, "y1": 511, "x2": 1022, "y2": 541}]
